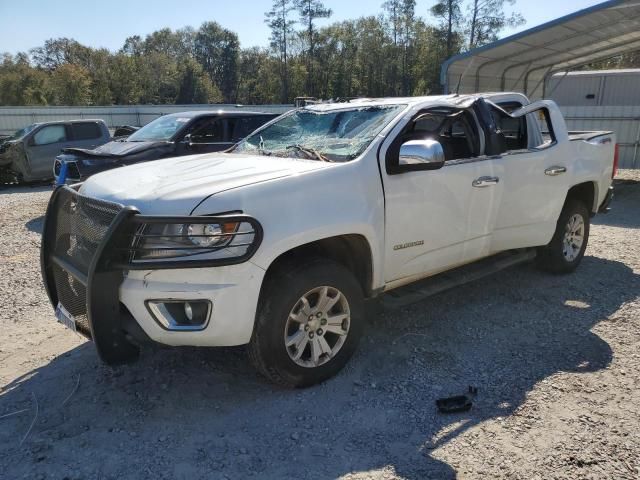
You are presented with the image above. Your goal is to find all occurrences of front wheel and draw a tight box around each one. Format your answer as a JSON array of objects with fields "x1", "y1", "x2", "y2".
[
  {"x1": 248, "y1": 258, "x2": 364, "y2": 388},
  {"x1": 536, "y1": 199, "x2": 590, "y2": 274}
]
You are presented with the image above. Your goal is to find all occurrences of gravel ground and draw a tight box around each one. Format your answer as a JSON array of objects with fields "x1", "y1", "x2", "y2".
[{"x1": 0, "y1": 172, "x2": 639, "y2": 480}]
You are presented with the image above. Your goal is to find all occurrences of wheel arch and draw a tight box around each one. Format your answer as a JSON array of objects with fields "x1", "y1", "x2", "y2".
[
  {"x1": 261, "y1": 234, "x2": 376, "y2": 298},
  {"x1": 565, "y1": 181, "x2": 598, "y2": 214}
]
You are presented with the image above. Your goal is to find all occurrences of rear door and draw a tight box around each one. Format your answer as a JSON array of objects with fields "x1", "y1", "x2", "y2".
[
  {"x1": 27, "y1": 124, "x2": 72, "y2": 179},
  {"x1": 380, "y1": 105, "x2": 504, "y2": 284},
  {"x1": 490, "y1": 102, "x2": 573, "y2": 252},
  {"x1": 69, "y1": 122, "x2": 106, "y2": 150}
]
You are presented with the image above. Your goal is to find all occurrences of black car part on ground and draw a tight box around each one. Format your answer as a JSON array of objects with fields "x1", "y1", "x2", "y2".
[
  {"x1": 436, "y1": 386, "x2": 478, "y2": 413},
  {"x1": 41, "y1": 185, "x2": 263, "y2": 363}
]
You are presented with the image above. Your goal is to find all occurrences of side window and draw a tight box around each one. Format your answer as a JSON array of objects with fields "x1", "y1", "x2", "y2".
[
  {"x1": 231, "y1": 116, "x2": 275, "y2": 142},
  {"x1": 491, "y1": 104, "x2": 528, "y2": 152},
  {"x1": 33, "y1": 125, "x2": 67, "y2": 146},
  {"x1": 71, "y1": 122, "x2": 102, "y2": 140},
  {"x1": 438, "y1": 115, "x2": 480, "y2": 161},
  {"x1": 188, "y1": 118, "x2": 226, "y2": 143},
  {"x1": 386, "y1": 108, "x2": 480, "y2": 172},
  {"x1": 529, "y1": 109, "x2": 556, "y2": 149}
]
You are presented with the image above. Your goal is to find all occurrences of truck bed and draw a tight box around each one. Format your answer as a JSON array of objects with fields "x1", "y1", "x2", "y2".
[{"x1": 568, "y1": 130, "x2": 614, "y2": 142}]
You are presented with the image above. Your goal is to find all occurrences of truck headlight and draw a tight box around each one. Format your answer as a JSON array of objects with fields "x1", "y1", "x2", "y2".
[
  {"x1": 186, "y1": 222, "x2": 239, "y2": 248},
  {"x1": 125, "y1": 215, "x2": 261, "y2": 267}
]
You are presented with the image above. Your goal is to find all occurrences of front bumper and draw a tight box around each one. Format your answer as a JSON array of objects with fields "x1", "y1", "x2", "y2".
[
  {"x1": 41, "y1": 186, "x2": 264, "y2": 362},
  {"x1": 53, "y1": 159, "x2": 82, "y2": 185},
  {"x1": 120, "y1": 263, "x2": 264, "y2": 346}
]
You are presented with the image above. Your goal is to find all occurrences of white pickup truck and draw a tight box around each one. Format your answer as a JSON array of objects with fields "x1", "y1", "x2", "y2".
[{"x1": 41, "y1": 93, "x2": 617, "y2": 387}]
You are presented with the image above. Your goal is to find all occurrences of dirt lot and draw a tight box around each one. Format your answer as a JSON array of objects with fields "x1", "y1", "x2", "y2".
[{"x1": 1, "y1": 172, "x2": 639, "y2": 480}]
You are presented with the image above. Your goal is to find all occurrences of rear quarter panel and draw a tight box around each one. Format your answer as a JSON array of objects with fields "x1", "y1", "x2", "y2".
[{"x1": 568, "y1": 133, "x2": 615, "y2": 211}]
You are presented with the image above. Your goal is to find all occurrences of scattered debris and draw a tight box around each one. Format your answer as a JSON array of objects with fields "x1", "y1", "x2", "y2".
[
  {"x1": 0, "y1": 409, "x2": 29, "y2": 420},
  {"x1": 19, "y1": 392, "x2": 39, "y2": 446},
  {"x1": 60, "y1": 374, "x2": 81, "y2": 407},
  {"x1": 436, "y1": 386, "x2": 478, "y2": 414}
]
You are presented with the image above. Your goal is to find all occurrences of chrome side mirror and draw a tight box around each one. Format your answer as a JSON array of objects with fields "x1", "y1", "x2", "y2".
[{"x1": 398, "y1": 139, "x2": 445, "y2": 169}]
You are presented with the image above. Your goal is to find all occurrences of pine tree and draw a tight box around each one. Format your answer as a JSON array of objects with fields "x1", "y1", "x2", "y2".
[{"x1": 265, "y1": 0, "x2": 297, "y2": 103}]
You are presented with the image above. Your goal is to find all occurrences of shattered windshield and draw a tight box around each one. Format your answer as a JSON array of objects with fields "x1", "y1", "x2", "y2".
[
  {"x1": 127, "y1": 115, "x2": 191, "y2": 142},
  {"x1": 233, "y1": 105, "x2": 405, "y2": 162}
]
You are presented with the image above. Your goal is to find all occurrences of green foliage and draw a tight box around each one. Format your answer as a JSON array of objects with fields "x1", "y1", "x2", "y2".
[
  {"x1": 0, "y1": 1, "x2": 535, "y2": 107},
  {"x1": 295, "y1": 0, "x2": 332, "y2": 96},
  {"x1": 176, "y1": 58, "x2": 222, "y2": 104},
  {"x1": 431, "y1": 0, "x2": 464, "y2": 58},
  {"x1": 465, "y1": 0, "x2": 524, "y2": 49},
  {"x1": 265, "y1": 0, "x2": 297, "y2": 102},
  {"x1": 49, "y1": 63, "x2": 92, "y2": 105},
  {"x1": 194, "y1": 22, "x2": 240, "y2": 103}
]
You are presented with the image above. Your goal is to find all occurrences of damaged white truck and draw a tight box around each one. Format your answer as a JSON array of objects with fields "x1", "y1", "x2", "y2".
[{"x1": 41, "y1": 93, "x2": 617, "y2": 387}]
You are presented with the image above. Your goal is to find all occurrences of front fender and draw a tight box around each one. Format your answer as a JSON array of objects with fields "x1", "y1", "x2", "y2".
[{"x1": 192, "y1": 157, "x2": 386, "y2": 290}]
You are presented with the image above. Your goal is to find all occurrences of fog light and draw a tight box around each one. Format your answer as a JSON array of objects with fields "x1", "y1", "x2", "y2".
[{"x1": 146, "y1": 300, "x2": 211, "y2": 331}]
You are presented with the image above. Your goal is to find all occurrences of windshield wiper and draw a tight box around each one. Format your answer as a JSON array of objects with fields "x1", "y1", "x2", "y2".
[{"x1": 285, "y1": 144, "x2": 331, "y2": 162}]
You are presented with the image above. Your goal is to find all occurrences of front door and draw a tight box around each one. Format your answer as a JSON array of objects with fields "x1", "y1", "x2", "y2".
[
  {"x1": 184, "y1": 117, "x2": 233, "y2": 154},
  {"x1": 380, "y1": 106, "x2": 503, "y2": 285},
  {"x1": 27, "y1": 124, "x2": 72, "y2": 179}
]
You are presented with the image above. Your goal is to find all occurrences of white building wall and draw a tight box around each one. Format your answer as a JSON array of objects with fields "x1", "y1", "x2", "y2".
[
  {"x1": 559, "y1": 105, "x2": 640, "y2": 169},
  {"x1": 0, "y1": 104, "x2": 293, "y2": 136}
]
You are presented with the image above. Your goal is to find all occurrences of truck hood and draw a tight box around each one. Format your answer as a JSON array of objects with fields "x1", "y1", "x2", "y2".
[
  {"x1": 79, "y1": 152, "x2": 330, "y2": 215},
  {"x1": 63, "y1": 140, "x2": 167, "y2": 159}
]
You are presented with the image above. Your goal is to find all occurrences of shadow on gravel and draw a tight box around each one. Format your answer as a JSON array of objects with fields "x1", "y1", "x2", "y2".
[
  {"x1": 25, "y1": 215, "x2": 45, "y2": 234},
  {"x1": 595, "y1": 181, "x2": 640, "y2": 228},
  {"x1": 2, "y1": 253, "x2": 636, "y2": 479}
]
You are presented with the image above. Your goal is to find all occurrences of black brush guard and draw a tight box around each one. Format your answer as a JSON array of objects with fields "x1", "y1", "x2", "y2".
[{"x1": 41, "y1": 185, "x2": 262, "y2": 364}]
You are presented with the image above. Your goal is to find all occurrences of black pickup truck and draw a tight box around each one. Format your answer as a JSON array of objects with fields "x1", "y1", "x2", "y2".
[{"x1": 54, "y1": 110, "x2": 279, "y2": 184}]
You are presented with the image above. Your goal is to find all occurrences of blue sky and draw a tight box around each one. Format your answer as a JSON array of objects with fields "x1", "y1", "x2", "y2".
[{"x1": 0, "y1": 0, "x2": 604, "y2": 54}]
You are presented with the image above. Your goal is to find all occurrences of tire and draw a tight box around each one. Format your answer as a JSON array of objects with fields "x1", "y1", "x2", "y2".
[
  {"x1": 536, "y1": 199, "x2": 590, "y2": 274},
  {"x1": 248, "y1": 257, "x2": 364, "y2": 388}
]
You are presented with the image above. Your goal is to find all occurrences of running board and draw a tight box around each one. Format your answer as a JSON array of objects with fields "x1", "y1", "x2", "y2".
[{"x1": 381, "y1": 249, "x2": 537, "y2": 309}]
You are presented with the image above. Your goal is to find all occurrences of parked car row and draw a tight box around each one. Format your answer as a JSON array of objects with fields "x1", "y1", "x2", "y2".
[
  {"x1": 54, "y1": 111, "x2": 278, "y2": 184},
  {"x1": 0, "y1": 111, "x2": 279, "y2": 184}
]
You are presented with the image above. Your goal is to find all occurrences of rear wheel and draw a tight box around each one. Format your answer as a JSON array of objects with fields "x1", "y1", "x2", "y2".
[
  {"x1": 536, "y1": 199, "x2": 590, "y2": 273},
  {"x1": 248, "y1": 258, "x2": 363, "y2": 388}
]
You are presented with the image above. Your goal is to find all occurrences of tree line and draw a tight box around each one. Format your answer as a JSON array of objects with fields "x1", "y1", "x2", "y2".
[{"x1": 1, "y1": 1, "x2": 533, "y2": 106}]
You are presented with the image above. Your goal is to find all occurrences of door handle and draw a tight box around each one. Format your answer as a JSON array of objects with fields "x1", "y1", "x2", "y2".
[
  {"x1": 545, "y1": 166, "x2": 567, "y2": 176},
  {"x1": 472, "y1": 176, "x2": 500, "y2": 187}
]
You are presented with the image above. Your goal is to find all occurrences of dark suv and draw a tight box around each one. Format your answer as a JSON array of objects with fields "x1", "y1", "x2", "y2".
[{"x1": 54, "y1": 110, "x2": 279, "y2": 184}]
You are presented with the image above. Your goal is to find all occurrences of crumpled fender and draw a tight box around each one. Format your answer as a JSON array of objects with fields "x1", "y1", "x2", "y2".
[{"x1": 0, "y1": 142, "x2": 26, "y2": 169}]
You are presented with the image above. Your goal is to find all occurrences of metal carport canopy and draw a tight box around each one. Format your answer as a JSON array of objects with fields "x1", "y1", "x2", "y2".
[{"x1": 441, "y1": 0, "x2": 640, "y2": 99}]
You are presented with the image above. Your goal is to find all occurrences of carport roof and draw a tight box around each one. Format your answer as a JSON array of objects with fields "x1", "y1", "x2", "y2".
[{"x1": 441, "y1": 0, "x2": 640, "y2": 99}]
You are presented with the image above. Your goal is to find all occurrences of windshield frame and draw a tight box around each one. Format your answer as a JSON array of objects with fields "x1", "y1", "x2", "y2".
[{"x1": 232, "y1": 103, "x2": 408, "y2": 162}]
